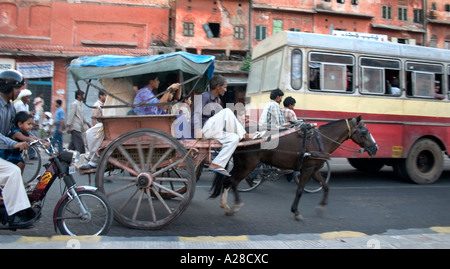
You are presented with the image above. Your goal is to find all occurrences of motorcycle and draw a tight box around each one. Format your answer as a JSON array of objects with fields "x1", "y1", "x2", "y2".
[{"x1": 0, "y1": 140, "x2": 113, "y2": 235}]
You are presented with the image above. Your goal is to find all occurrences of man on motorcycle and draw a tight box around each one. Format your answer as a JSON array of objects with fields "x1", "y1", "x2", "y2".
[{"x1": 0, "y1": 69, "x2": 36, "y2": 229}]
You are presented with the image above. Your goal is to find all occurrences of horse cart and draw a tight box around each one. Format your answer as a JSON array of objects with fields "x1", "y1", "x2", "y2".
[
  {"x1": 68, "y1": 52, "x2": 234, "y2": 230},
  {"x1": 69, "y1": 52, "x2": 379, "y2": 228}
]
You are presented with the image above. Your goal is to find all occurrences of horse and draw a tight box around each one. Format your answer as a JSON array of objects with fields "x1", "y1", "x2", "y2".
[{"x1": 209, "y1": 116, "x2": 378, "y2": 220}]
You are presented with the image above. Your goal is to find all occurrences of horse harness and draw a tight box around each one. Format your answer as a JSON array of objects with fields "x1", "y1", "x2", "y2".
[
  {"x1": 293, "y1": 121, "x2": 329, "y2": 171},
  {"x1": 293, "y1": 118, "x2": 365, "y2": 170}
]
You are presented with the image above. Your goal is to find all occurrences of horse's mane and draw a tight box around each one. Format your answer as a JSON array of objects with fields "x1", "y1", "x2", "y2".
[{"x1": 318, "y1": 118, "x2": 347, "y2": 131}]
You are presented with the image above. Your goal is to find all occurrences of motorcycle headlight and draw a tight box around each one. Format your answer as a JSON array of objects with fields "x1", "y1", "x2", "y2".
[{"x1": 58, "y1": 151, "x2": 74, "y2": 164}]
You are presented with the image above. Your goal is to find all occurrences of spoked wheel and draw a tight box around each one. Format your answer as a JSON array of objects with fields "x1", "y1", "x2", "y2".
[
  {"x1": 95, "y1": 128, "x2": 196, "y2": 230},
  {"x1": 22, "y1": 146, "x2": 42, "y2": 184},
  {"x1": 56, "y1": 190, "x2": 113, "y2": 236},
  {"x1": 296, "y1": 160, "x2": 331, "y2": 193},
  {"x1": 237, "y1": 163, "x2": 270, "y2": 192}
]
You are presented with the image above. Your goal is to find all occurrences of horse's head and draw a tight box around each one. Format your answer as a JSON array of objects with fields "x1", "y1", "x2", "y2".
[{"x1": 348, "y1": 116, "x2": 378, "y2": 157}]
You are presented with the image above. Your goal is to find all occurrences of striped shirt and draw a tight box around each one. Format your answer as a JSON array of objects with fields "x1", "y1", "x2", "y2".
[
  {"x1": 281, "y1": 107, "x2": 297, "y2": 123},
  {"x1": 0, "y1": 97, "x2": 17, "y2": 149},
  {"x1": 258, "y1": 100, "x2": 285, "y2": 129}
]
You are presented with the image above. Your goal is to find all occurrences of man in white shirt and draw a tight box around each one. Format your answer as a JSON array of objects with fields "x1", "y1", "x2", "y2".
[{"x1": 14, "y1": 89, "x2": 32, "y2": 113}]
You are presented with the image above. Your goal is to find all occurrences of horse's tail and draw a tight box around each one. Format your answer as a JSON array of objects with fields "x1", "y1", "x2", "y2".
[{"x1": 209, "y1": 173, "x2": 231, "y2": 198}]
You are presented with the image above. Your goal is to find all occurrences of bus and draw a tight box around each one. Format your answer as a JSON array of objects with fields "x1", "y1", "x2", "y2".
[{"x1": 246, "y1": 31, "x2": 450, "y2": 184}]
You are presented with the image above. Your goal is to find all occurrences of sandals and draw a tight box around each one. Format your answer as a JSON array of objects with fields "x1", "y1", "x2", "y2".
[
  {"x1": 208, "y1": 168, "x2": 231, "y2": 177},
  {"x1": 252, "y1": 131, "x2": 266, "y2": 140}
]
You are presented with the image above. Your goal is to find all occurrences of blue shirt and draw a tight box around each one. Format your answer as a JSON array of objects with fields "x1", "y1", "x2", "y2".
[
  {"x1": 133, "y1": 86, "x2": 166, "y2": 115},
  {"x1": 0, "y1": 126, "x2": 29, "y2": 163},
  {"x1": 54, "y1": 107, "x2": 65, "y2": 130}
]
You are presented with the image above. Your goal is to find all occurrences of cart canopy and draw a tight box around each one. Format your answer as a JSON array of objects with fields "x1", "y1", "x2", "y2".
[{"x1": 68, "y1": 51, "x2": 215, "y2": 81}]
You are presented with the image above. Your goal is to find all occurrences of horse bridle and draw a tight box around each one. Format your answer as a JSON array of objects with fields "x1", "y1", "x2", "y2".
[
  {"x1": 346, "y1": 118, "x2": 373, "y2": 140},
  {"x1": 318, "y1": 118, "x2": 370, "y2": 154},
  {"x1": 345, "y1": 118, "x2": 377, "y2": 154}
]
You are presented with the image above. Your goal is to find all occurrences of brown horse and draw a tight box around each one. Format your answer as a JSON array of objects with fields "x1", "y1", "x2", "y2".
[{"x1": 210, "y1": 116, "x2": 378, "y2": 220}]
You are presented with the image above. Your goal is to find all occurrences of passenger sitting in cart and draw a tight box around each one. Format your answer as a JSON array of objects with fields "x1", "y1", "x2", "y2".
[
  {"x1": 133, "y1": 73, "x2": 181, "y2": 115},
  {"x1": 192, "y1": 75, "x2": 263, "y2": 177}
]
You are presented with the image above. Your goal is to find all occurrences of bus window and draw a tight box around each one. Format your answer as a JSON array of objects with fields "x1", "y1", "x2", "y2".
[
  {"x1": 448, "y1": 66, "x2": 450, "y2": 99},
  {"x1": 406, "y1": 62, "x2": 444, "y2": 99},
  {"x1": 361, "y1": 67, "x2": 384, "y2": 94},
  {"x1": 291, "y1": 49, "x2": 302, "y2": 90},
  {"x1": 262, "y1": 50, "x2": 283, "y2": 92},
  {"x1": 360, "y1": 57, "x2": 401, "y2": 96},
  {"x1": 413, "y1": 72, "x2": 434, "y2": 97},
  {"x1": 322, "y1": 64, "x2": 347, "y2": 92},
  {"x1": 247, "y1": 59, "x2": 264, "y2": 94},
  {"x1": 309, "y1": 63, "x2": 321, "y2": 90},
  {"x1": 308, "y1": 52, "x2": 354, "y2": 93}
]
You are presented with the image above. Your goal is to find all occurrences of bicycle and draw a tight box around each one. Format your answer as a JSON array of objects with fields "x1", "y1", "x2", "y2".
[
  {"x1": 1, "y1": 140, "x2": 113, "y2": 235},
  {"x1": 237, "y1": 160, "x2": 331, "y2": 193}
]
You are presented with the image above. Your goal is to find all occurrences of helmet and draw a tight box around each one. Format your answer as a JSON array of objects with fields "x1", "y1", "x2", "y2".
[{"x1": 0, "y1": 70, "x2": 25, "y2": 94}]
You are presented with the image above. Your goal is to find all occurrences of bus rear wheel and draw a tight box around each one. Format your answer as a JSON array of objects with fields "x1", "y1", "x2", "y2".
[{"x1": 398, "y1": 138, "x2": 443, "y2": 184}]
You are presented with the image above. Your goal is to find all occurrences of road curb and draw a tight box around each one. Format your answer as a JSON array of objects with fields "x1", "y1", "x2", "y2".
[{"x1": 1, "y1": 227, "x2": 450, "y2": 249}]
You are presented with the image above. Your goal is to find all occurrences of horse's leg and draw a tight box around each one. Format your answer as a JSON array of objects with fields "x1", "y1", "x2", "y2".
[
  {"x1": 220, "y1": 187, "x2": 231, "y2": 213},
  {"x1": 228, "y1": 181, "x2": 243, "y2": 215},
  {"x1": 312, "y1": 169, "x2": 329, "y2": 215},
  {"x1": 291, "y1": 167, "x2": 314, "y2": 221},
  {"x1": 226, "y1": 156, "x2": 260, "y2": 215}
]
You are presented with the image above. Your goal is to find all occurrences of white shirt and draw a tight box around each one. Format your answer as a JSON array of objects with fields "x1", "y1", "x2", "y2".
[{"x1": 14, "y1": 100, "x2": 29, "y2": 113}]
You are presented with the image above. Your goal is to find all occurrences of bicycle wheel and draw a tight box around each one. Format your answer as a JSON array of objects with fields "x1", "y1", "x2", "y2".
[
  {"x1": 56, "y1": 190, "x2": 113, "y2": 236},
  {"x1": 22, "y1": 146, "x2": 42, "y2": 184},
  {"x1": 238, "y1": 172, "x2": 264, "y2": 192},
  {"x1": 237, "y1": 163, "x2": 269, "y2": 192},
  {"x1": 298, "y1": 160, "x2": 331, "y2": 193}
]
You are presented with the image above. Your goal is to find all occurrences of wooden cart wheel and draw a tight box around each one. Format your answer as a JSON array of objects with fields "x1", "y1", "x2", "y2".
[{"x1": 95, "y1": 128, "x2": 196, "y2": 230}]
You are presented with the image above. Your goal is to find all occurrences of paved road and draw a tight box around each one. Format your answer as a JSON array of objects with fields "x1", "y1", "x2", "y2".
[{"x1": 1, "y1": 157, "x2": 449, "y2": 240}]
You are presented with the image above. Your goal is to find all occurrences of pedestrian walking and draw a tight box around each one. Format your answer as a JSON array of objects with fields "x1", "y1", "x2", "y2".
[
  {"x1": 33, "y1": 92, "x2": 44, "y2": 128},
  {"x1": 52, "y1": 99, "x2": 65, "y2": 153},
  {"x1": 14, "y1": 89, "x2": 32, "y2": 113},
  {"x1": 66, "y1": 90, "x2": 91, "y2": 154}
]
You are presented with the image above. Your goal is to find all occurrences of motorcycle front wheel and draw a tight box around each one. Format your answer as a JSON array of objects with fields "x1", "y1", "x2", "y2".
[{"x1": 56, "y1": 190, "x2": 113, "y2": 236}]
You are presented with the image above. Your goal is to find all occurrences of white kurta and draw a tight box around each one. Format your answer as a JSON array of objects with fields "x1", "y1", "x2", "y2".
[
  {"x1": 202, "y1": 108, "x2": 246, "y2": 168},
  {"x1": 0, "y1": 158, "x2": 31, "y2": 215}
]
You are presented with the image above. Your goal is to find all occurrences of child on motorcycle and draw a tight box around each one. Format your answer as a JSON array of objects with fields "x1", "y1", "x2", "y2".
[{"x1": 0, "y1": 111, "x2": 49, "y2": 174}]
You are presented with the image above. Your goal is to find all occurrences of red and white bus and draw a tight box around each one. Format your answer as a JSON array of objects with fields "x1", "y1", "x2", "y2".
[{"x1": 246, "y1": 31, "x2": 450, "y2": 184}]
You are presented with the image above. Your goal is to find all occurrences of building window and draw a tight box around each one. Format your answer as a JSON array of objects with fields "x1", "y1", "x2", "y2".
[
  {"x1": 351, "y1": 0, "x2": 359, "y2": 5},
  {"x1": 382, "y1": 5, "x2": 392, "y2": 20},
  {"x1": 413, "y1": 9, "x2": 423, "y2": 23},
  {"x1": 446, "y1": 4, "x2": 450, "y2": 12},
  {"x1": 398, "y1": 7, "x2": 408, "y2": 21},
  {"x1": 445, "y1": 35, "x2": 450, "y2": 50},
  {"x1": 234, "y1": 26, "x2": 245, "y2": 39},
  {"x1": 289, "y1": 27, "x2": 301, "y2": 32},
  {"x1": 431, "y1": 3, "x2": 437, "y2": 10},
  {"x1": 273, "y1": 20, "x2": 283, "y2": 34},
  {"x1": 183, "y1": 22, "x2": 194, "y2": 37},
  {"x1": 255, "y1": 25, "x2": 267, "y2": 41},
  {"x1": 337, "y1": 0, "x2": 345, "y2": 4},
  {"x1": 203, "y1": 23, "x2": 220, "y2": 38},
  {"x1": 430, "y1": 35, "x2": 438, "y2": 48}
]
